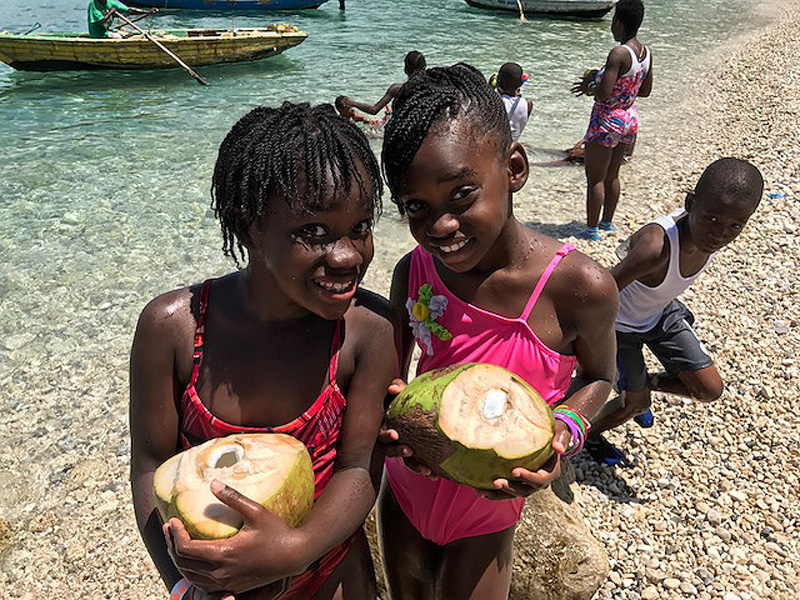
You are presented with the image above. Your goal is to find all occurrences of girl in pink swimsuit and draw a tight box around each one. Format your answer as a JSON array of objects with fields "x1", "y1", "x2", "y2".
[
  {"x1": 379, "y1": 63, "x2": 619, "y2": 599},
  {"x1": 130, "y1": 103, "x2": 397, "y2": 600}
]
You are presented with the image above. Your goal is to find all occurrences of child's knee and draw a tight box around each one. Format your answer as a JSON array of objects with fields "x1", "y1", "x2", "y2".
[{"x1": 694, "y1": 380, "x2": 724, "y2": 402}]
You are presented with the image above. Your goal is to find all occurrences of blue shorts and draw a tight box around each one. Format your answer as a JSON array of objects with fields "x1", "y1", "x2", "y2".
[{"x1": 616, "y1": 300, "x2": 714, "y2": 391}]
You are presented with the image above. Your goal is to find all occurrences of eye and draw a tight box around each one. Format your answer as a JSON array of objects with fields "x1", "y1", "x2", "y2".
[
  {"x1": 352, "y1": 219, "x2": 373, "y2": 236},
  {"x1": 452, "y1": 186, "x2": 477, "y2": 202},
  {"x1": 403, "y1": 200, "x2": 427, "y2": 215},
  {"x1": 296, "y1": 224, "x2": 328, "y2": 239}
]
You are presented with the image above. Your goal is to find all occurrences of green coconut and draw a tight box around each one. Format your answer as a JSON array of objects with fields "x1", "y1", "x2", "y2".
[
  {"x1": 153, "y1": 433, "x2": 314, "y2": 540},
  {"x1": 386, "y1": 363, "x2": 555, "y2": 490}
]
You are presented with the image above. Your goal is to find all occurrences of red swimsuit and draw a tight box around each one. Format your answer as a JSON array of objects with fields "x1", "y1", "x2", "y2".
[{"x1": 178, "y1": 280, "x2": 356, "y2": 599}]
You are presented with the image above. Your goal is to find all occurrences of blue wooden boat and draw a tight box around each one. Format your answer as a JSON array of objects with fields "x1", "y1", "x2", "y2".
[{"x1": 126, "y1": 0, "x2": 328, "y2": 9}]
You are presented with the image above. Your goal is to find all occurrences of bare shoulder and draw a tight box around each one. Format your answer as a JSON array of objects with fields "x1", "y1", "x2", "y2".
[
  {"x1": 391, "y1": 252, "x2": 413, "y2": 291},
  {"x1": 134, "y1": 285, "x2": 197, "y2": 346},
  {"x1": 629, "y1": 222, "x2": 669, "y2": 262},
  {"x1": 346, "y1": 287, "x2": 398, "y2": 342},
  {"x1": 555, "y1": 246, "x2": 618, "y2": 304}
]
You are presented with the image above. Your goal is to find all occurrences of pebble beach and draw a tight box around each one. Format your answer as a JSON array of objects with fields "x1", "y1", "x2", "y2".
[{"x1": 1, "y1": 1, "x2": 799, "y2": 599}]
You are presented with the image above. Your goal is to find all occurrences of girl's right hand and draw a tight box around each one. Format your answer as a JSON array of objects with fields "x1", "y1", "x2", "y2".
[{"x1": 379, "y1": 379, "x2": 437, "y2": 479}]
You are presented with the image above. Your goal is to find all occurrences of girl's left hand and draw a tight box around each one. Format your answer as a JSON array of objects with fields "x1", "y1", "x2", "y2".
[
  {"x1": 482, "y1": 421, "x2": 571, "y2": 500},
  {"x1": 570, "y1": 78, "x2": 590, "y2": 96},
  {"x1": 164, "y1": 480, "x2": 306, "y2": 597}
]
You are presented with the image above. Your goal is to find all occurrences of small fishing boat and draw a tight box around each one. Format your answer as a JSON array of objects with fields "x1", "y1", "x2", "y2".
[
  {"x1": 126, "y1": 0, "x2": 328, "y2": 9},
  {"x1": 465, "y1": 0, "x2": 616, "y2": 18},
  {"x1": 0, "y1": 25, "x2": 307, "y2": 72}
]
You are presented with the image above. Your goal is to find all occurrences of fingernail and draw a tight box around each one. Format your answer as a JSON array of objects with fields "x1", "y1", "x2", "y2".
[{"x1": 210, "y1": 479, "x2": 224, "y2": 493}]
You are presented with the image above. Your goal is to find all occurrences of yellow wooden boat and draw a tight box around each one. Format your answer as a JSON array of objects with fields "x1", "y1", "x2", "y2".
[{"x1": 0, "y1": 25, "x2": 307, "y2": 71}]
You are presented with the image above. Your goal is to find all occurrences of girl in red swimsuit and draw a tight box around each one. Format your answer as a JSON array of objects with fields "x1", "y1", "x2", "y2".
[{"x1": 130, "y1": 103, "x2": 398, "y2": 600}]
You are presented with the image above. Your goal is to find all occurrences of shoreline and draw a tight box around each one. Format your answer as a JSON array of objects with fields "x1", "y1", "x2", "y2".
[{"x1": 1, "y1": 1, "x2": 799, "y2": 599}]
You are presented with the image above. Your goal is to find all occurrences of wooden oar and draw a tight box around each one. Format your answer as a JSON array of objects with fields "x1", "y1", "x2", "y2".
[
  {"x1": 112, "y1": 10, "x2": 209, "y2": 86},
  {"x1": 515, "y1": 0, "x2": 527, "y2": 21}
]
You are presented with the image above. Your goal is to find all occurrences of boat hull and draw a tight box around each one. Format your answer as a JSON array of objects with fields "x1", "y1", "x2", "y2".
[
  {"x1": 0, "y1": 28, "x2": 307, "y2": 71},
  {"x1": 465, "y1": 0, "x2": 615, "y2": 18},
  {"x1": 126, "y1": 0, "x2": 327, "y2": 9}
]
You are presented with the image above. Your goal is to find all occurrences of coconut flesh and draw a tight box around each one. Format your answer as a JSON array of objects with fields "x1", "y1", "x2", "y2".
[
  {"x1": 386, "y1": 363, "x2": 555, "y2": 489},
  {"x1": 153, "y1": 433, "x2": 314, "y2": 540}
]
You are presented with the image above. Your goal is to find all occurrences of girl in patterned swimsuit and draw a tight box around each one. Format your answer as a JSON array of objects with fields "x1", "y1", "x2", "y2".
[
  {"x1": 378, "y1": 63, "x2": 619, "y2": 599},
  {"x1": 130, "y1": 103, "x2": 397, "y2": 600},
  {"x1": 572, "y1": 0, "x2": 653, "y2": 241}
]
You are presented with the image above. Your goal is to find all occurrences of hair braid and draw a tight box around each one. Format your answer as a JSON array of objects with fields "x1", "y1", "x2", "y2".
[
  {"x1": 211, "y1": 102, "x2": 382, "y2": 266},
  {"x1": 381, "y1": 62, "x2": 511, "y2": 212}
]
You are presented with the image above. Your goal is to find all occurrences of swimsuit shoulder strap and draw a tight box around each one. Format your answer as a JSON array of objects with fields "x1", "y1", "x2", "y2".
[
  {"x1": 520, "y1": 244, "x2": 576, "y2": 320},
  {"x1": 328, "y1": 319, "x2": 342, "y2": 385},
  {"x1": 189, "y1": 279, "x2": 212, "y2": 387}
]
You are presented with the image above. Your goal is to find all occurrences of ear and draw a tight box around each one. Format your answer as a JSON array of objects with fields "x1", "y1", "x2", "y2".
[
  {"x1": 684, "y1": 189, "x2": 696, "y2": 213},
  {"x1": 506, "y1": 142, "x2": 529, "y2": 193}
]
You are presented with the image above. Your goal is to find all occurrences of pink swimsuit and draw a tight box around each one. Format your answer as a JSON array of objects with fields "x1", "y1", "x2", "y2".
[
  {"x1": 585, "y1": 44, "x2": 650, "y2": 148},
  {"x1": 385, "y1": 244, "x2": 579, "y2": 545}
]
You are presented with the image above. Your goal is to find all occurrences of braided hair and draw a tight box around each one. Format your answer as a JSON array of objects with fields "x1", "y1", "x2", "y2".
[
  {"x1": 381, "y1": 62, "x2": 511, "y2": 212},
  {"x1": 211, "y1": 102, "x2": 382, "y2": 265}
]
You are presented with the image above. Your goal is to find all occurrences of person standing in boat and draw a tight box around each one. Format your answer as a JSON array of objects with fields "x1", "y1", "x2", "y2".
[
  {"x1": 87, "y1": 0, "x2": 154, "y2": 39},
  {"x1": 336, "y1": 51, "x2": 426, "y2": 119},
  {"x1": 571, "y1": 0, "x2": 652, "y2": 241}
]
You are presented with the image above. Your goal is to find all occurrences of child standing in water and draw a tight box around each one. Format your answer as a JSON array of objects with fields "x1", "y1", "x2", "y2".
[
  {"x1": 572, "y1": 0, "x2": 652, "y2": 241},
  {"x1": 585, "y1": 158, "x2": 763, "y2": 466},
  {"x1": 129, "y1": 103, "x2": 397, "y2": 600},
  {"x1": 378, "y1": 63, "x2": 619, "y2": 599},
  {"x1": 493, "y1": 62, "x2": 532, "y2": 143}
]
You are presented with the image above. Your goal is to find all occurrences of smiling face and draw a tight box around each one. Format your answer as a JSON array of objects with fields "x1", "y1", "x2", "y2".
[
  {"x1": 684, "y1": 190, "x2": 758, "y2": 254},
  {"x1": 395, "y1": 118, "x2": 528, "y2": 273},
  {"x1": 244, "y1": 177, "x2": 375, "y2": 321}
]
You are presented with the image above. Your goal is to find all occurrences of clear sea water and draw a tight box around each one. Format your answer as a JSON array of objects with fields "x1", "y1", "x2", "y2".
[{"x1": 0, "y1": 0, "x2": 768, "y2": 433}]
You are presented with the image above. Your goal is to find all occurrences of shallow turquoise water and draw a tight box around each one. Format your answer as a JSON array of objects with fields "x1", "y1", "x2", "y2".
[{"x1": 0, "y1": 0, "x2": 766, "y2": 409}]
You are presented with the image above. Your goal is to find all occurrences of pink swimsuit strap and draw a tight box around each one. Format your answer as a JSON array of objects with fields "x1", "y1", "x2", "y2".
[{"x1": 519, "y1": 243, "x2": 576, "y2": 321}]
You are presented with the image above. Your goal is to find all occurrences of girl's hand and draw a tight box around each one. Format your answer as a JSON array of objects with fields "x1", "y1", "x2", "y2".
[
  {"x1": 482, "y1": 420, "x2": 570, "y2": 500},
  {"x1": 379, "y1": 378, "x2": 437, "y2": 479},
  {"x1": 164, "y1": 480, "x2": 303, "y2": 596},
  {"x1": 570, "y1": 78, "x2": 591, "y2": 96}
]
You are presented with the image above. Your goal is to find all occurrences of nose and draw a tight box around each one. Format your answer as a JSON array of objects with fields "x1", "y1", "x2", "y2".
[
  {"x1": 428, "y1": 212, "x2": 459, "y2": 239},
  {"x1": 326, "y1": 236, "x2": 365, "y2": 270}
]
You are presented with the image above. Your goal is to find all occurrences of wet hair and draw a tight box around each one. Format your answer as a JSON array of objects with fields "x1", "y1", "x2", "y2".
[
  {"x1": 334, "y1": 95, "x2": 347, "y2": 112},
  {"x1": 212, "y1": 102, "x2": 382, "y2": 265},
  {"x1": 382, "y1": 62, "x2": 511, "y2": 211},
  {"x1": 614, "y1": 0, "x2": 645, "y2": 36},
  {"x1": 404, "y1": 51, "x2": 426, "y2": 76},
  {"x1": 497, "y1": 62, "x2": 523, "y2": 94},
  {"x1": 694, "y1": 158, "x2": 764, "y2": 209}
]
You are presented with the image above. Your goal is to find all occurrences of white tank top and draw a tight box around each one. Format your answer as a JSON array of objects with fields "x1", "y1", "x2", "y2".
[
  {"x1": 616, "y1": 209, "x2": 713, "y2": 333},
  {"x1": 501, "y1": 94, "x2": 529, "y2": 142}
]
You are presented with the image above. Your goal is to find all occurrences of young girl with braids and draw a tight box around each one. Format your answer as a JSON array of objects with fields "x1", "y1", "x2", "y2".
[
  {"x1": 129, "y1": 102, "x2": 398, "y2": 600},
  {"x1": 378, "y1": 63, "x2": 619, "y2": 599}
]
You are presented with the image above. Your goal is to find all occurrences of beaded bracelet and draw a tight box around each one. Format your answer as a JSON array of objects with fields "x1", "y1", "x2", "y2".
[
  {"x1": 170, "y1": 578, "x2": 193, "y2": 600},
  {"x1": 553, "y1": 405, "x2": 591, "y2": 458}
]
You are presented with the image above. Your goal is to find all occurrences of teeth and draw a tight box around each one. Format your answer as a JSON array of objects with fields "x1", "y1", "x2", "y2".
[
  {"x1": 439, "y1": 239, "x2": 468, "y2": 254},
  {"x1": 315, "y1": 280, "x2": 353, "y2": 293}
]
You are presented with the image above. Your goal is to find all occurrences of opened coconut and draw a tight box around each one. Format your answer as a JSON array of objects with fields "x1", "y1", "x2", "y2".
[
  {"x1": 153, "y1": 433, "x2": 314, "y2": 540},
  {"x1": 386, "y1": 363, "x2": 555, "y2": 489}
]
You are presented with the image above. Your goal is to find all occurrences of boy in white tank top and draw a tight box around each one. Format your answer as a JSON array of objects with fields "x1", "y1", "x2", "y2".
[
  {"x1": 585, "y1": 158, "x2": 763, "y2": 466},
  {"x1": 494, "y1": 62, "x2": 532, "y2": 142}
]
